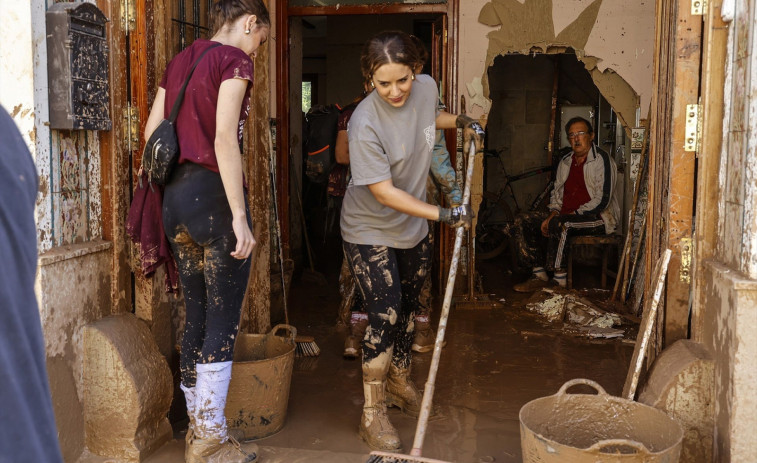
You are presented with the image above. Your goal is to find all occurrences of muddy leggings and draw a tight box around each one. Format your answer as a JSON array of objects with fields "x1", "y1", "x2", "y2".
[
  {"x1": 163, "y1": 162, "x2": 252, "y2": 387},
  {"x1": 343, "y1": 236, "x2": 431, "y2": 370}
]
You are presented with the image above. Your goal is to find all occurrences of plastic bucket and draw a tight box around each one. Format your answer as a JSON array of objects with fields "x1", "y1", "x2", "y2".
[
  {"x1": 519, "y1": 379, "x2": 683, "y2": 463},
  {"x1": 225, "y1": 324, "x2": 296, "y2": 440}
]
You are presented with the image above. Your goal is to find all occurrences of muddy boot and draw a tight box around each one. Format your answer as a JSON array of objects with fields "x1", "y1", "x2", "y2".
[
  {"x1": 344, "y1": 311, "x2": 368, "y2": 359},
  {"x1": 412, "y1": 314, "x2": 446, "y2": 353},
  {"x1": 359, "y1": 380, "x2": 401, "y2": 451},
  {"x1": 386, "y1": 363, "x2": 423, "y2": 417},
  {"x1": 187, "y1": 362, "x2": 258, "y2": 463}
]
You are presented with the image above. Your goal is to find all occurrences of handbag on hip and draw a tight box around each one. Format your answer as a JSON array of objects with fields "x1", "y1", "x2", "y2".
[{"x1": 141, "y1": 43, "x2": 221, "y2": 185}]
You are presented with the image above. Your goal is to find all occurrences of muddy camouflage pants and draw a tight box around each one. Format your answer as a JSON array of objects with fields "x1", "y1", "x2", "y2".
[
  {"x1": 343, "y1": 236, "x2": 431, "y2": 370},
  {"x1": 163, "y1": 163, "x2": 252, "y2": 387},
  {"x1": 511, "y1": 210, "x2": 605, "y2": 272}
]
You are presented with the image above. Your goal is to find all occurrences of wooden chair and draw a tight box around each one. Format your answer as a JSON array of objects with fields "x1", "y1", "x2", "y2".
[{"x1": 566, "y1": 234, "x2": 622, "y2": 289}]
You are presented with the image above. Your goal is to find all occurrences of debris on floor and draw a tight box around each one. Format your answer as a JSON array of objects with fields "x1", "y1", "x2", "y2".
[{"x1": 523, "y1": 287, "x2": 629, "y2": 339}]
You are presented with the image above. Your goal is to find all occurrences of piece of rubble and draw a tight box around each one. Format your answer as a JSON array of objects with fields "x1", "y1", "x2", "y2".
[
  {"x1": 524, "y1": 287, "x2": 569, "y2": 322},
  {"x1": 563, "y1": 325, "x2": 625, "y2": 339}
]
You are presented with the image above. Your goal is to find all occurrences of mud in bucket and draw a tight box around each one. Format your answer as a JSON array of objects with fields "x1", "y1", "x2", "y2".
[
  {"x1": 519, "y1": 379, "x2": 683, "y2": 463},
  {"x1": 225, "y1": 324, "x2": 296, "y2": 440}
]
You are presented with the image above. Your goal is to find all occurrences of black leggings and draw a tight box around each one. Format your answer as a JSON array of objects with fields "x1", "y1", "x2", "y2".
[
  {"x1": 343, "y1": 236, "x2": 431, "y2": 369},
  {"x1": 163, "y1": 162, "x2": 252, "y2": 387}
]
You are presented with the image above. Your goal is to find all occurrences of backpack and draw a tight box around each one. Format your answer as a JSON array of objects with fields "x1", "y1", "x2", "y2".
[{"x1": 304, "y1": 103, "x2": 342, "y2": 184}]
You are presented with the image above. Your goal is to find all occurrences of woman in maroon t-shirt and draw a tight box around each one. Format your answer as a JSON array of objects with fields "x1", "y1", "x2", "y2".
[{"x1": 142, "y1": 1, "x2": 269, "y2": 462}]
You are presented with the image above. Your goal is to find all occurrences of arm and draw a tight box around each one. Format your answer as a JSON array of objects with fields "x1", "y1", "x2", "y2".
[
  {"x1": 368, "y1": 179, "x2": 441, "y2": 221},
  {"x1": 576, "y1": 149, "x2": 616, "y2": 215},
  {"x1": 335, "y1": 129, "x2": 350, "y2": 165},
  {"x1": 435, "y1": 111, "x2": 458, "y2": 130},
  {"x1": 429, "y1": 130, "x2": 462, "y2": 206},
  {"x1": 215, "y1": 78, "x2": 256, "y2": 259},
  {"x1": 144, "y1": 87, "x2": 166, "y2": 142},
  {"x1": 368, "y1": 179, "x2": 472, "y2": 227}
]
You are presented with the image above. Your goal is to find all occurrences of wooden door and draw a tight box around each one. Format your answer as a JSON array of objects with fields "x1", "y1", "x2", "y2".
[{"x1": 646, "y1": 0, "x2": 702, "y2": 353}]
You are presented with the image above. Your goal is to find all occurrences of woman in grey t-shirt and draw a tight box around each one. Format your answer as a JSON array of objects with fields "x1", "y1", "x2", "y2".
[{"x1": 341, "y1": 30, "x2": 484, "y2": 451}]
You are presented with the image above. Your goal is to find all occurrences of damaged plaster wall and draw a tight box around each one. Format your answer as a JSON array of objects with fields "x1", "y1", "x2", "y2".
[
  {"x1": 467, "y1": 0, "x2": 653, "y2": 127},
  {"x1": 0, "y1": 0, "x2": 53, "y2": 251},
  {"x1": 37, "y1": 243, "x2": 112, "y2": 461},
  {"x1": 696, "y1": 2, "x2": 757, "y2": 460}
]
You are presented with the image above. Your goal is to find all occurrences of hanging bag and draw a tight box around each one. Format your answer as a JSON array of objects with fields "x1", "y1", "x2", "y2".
[{"x1": 141, "y1": 43, "x2": 221, "y2": 185}]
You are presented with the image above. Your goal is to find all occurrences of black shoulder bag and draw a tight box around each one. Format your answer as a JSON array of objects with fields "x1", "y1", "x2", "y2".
[{"x1": 141, "y1": 43, "x2": 221, "y2": 185}]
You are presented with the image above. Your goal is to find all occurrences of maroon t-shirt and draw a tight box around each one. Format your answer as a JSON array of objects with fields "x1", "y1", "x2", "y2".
[
  {"x1": 159, "y1": 39, "x2": 254, "y2": 172},
  {"x1": 560, "y1": 156, "x2": 592, "y2": 215}
]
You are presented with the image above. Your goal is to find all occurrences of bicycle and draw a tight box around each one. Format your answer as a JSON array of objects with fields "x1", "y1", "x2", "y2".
[{"x1": 475, "y1": 149, "x2": 554, "y2": 262}]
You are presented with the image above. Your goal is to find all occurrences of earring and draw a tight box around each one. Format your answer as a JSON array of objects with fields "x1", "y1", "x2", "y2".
[
  {"x1": 411, "y1": 74, "x2": 415, "y2": 81},
  {"x1": 245, "y1": 29, "x2": 250, "y2": 34},
  {"x1": 370, "y1": 81, "x2": 375, "y2": 88}
]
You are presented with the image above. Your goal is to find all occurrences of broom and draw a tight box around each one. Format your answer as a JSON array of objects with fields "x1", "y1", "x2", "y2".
[
  {"x1": 267, "y1": 122, "x2": 320, "y2": 358},
  {"x1": 367, "y1": 140, "x2": 478, "y2": 463}
]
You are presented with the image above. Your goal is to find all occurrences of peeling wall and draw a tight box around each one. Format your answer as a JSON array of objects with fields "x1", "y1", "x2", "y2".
[
  {"x1": 695, "y1": 2, "x2": 757, "y2": 460},
  {"x1": 0, "y1": 0, "x2": 54, "y2": 250},
  {"x1": 36, "y1": 243, "x2": 112, "y2": 461},
  {"x1": 461, "y1": 0, "x2": 653, "y2": 127}
]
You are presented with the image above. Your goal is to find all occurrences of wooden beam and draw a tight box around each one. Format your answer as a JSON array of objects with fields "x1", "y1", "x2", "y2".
[
  {"x1": 663, "y1": 0, "x2": 701, "y2": 344},
  {"x1": 646, "y1": 0, "x2": 702, "y2": 349},
  {"x1": 691, "y1": 1, "x2": 728, "y2": 339},
  {"x1": 97, "y1": 0, "x2": 132, "y2": 315}
]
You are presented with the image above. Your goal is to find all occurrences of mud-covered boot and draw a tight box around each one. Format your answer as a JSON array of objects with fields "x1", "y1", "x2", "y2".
[
  {"x1": 411, "y1": 315, "x2": 434, "y2": 353},
  {"x1": 359, "y1": 380, "x2": 401, "y2": 451},
  {"x1": 186, "y1": 362, "x2": 258, "y2": 463},
  {"x1": 344, "y1": 311, "x2": 368, "y2": 359},
  {"x1": 386, "y1": 364, "x2": 423, "y2": 417}
]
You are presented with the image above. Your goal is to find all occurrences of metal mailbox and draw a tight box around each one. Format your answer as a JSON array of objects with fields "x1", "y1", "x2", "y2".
[{"x1": 47, "y1": 2, "x2": 111, "y2": 131}]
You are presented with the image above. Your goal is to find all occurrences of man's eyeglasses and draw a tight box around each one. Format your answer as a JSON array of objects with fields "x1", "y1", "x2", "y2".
[{"x1": 567, "y1": 131, "x2": 589, "y2": 139}]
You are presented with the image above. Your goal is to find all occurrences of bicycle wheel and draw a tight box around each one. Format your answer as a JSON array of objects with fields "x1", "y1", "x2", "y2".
[{"x1": 475, "y1": 191, "x2": 514, "y2": 260}]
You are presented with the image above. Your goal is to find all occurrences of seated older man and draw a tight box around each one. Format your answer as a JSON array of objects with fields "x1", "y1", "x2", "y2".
[{"x1": 512, "y1": 116, "x2": 619, "y2": 292}]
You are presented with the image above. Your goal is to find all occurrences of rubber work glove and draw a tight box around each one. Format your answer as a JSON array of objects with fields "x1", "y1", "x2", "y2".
[
  {"x1": 438, "y1": 205, "x2": 475, "y2": 228},
  {"x1": 456, "y1": 114, "x2": 485, "y2": 154}
]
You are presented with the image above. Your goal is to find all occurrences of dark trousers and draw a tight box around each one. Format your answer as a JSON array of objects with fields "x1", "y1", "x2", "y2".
[
  {"x1": 343, "y1": 236, "x2": 431, "y2": 370},
  {"x1": 163, "y1": 162, "x2": 252, "y2": 387},
  {"x1": 512, "y1": 211, "x2": 605, "y2": 272}
]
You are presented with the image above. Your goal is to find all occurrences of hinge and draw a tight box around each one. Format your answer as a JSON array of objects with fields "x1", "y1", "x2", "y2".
[
  {"x1": 684, "y1": 104, "x2": 701, "y2": 153},
  {"x1": 680, "y1": 237, "x2": 693, "y2": 283},
  {"x1": 692, "y1": 0, "x2": 707, "y2": 15},
  {"x1": 121, "y1": 0, "x2": 136, "y2": 32},
  {"x1": 123, "y1": 104, "x2": 140, "y2": 152}
]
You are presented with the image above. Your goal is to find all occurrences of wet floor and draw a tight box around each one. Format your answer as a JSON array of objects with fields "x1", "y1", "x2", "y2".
[{"x1": 127, "y1": 251, "x2": 633, "y2": 463}]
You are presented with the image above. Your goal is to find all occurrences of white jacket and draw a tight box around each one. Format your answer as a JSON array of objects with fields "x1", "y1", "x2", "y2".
[{"x1": 548, "y1": 145, "x2": 620, "y2": 234}]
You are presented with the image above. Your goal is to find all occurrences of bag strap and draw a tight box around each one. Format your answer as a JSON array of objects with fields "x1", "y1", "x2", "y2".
[{"x1": 167, "y1": 42, "x2": 222, "y2": 122}]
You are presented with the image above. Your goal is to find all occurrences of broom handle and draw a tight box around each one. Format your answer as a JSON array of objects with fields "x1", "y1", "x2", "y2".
[
  {"x1": 410, "y1": 140, "x2": 477, "y2": 457},
  {"x1": 267, "y1": 124, "x2": 289, "y2": 326}
]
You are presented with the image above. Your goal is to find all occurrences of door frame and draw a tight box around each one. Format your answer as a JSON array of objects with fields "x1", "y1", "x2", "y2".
[{"x1": 275, "y1": 1, "x2": 459, "y2": 253}]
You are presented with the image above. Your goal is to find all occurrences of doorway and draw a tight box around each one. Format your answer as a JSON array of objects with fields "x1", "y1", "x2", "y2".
[{"x1": 278, "y1": 4, "x2": 453, "y2": 327}]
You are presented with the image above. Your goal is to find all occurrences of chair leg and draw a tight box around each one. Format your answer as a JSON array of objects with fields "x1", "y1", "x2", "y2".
[
  {"x1": 567, "y1": 246, "x2": 573, "y2": 290},
  {"x1": 601, "y1": 245, "x2": 608, "y2": 289}
]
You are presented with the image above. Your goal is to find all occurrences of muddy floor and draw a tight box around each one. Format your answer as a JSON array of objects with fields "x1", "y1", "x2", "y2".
[{"x1": 124, "y1": 244, "x2": 635, "y2": 463}]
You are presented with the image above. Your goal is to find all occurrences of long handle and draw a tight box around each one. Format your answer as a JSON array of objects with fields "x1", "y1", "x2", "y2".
[
  {"x1": 410, "y1": 140, "x2": 477, "y2": 457},
  {"x1": 267, "y1": 123, "x2": 289, "y2": 326}
]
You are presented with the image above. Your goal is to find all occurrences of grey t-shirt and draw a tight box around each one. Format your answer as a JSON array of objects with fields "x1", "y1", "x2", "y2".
[{"x1": 340, "y1": 74, "x2": 439, "y2": 249}]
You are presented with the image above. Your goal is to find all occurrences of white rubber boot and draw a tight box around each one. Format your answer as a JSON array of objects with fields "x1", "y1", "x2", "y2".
[
  {"x1": 186, "y1": 362, "x2": 258, "y2": 463},
  {"x1": 182, "y1": 383, "x2": 197, "y2": 453}
]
